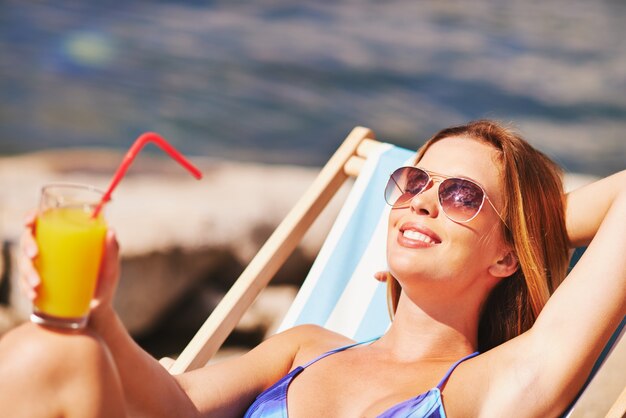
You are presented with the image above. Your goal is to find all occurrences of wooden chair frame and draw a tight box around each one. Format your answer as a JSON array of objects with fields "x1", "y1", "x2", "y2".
[
  {"x1": 605, "y1": 386, "x2": 626, "y2": 418},
  {"x1": 168, "y1": 126, "x2": 381, "y2": 374}
]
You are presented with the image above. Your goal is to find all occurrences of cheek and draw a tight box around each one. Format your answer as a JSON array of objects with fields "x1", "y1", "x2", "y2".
[
  {"x1": 387, "y1": 208, "x2": 400, "y2": 227},
  {"x1": 386, "y1": 210, "x2": 401, "y2": 246},
  {"x1": 471, "y1": 221, "x2": 508, "y2": 257}
]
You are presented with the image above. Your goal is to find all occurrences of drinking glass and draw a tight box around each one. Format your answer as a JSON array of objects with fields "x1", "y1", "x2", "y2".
[{"x1": 31, "y1": 184, "x2": 107, "y2": 329}]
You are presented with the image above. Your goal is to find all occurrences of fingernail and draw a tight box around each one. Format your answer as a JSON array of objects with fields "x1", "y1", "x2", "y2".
[
  {"x1": 28, "y1": 290, "x2": 37, "y2": 301},
  {"x1": 25, "y1": 244, "x2": 38, "y2": 258},
  {"x1": 28, "y1": 272, "x2": 40, "y2": 287}
]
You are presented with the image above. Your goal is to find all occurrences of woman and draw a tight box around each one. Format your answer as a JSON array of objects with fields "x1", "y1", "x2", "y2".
[{"x1": 1, "y1": 120, "x2": 624, "y2": 417}]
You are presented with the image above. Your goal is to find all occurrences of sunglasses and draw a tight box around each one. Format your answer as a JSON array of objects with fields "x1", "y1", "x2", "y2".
[{"x1": 384, "y1": 166, "x2": 506, "y2": 224}]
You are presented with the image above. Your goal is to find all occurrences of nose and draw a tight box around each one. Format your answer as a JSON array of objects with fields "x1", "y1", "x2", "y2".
[{"x1": 409, "y1": 181, "x2": 439, "y2": 217}]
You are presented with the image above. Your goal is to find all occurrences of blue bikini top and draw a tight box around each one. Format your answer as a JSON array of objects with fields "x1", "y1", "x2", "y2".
[{"x1": 244, "y1": 338, "x2": 479, "y2": 418}]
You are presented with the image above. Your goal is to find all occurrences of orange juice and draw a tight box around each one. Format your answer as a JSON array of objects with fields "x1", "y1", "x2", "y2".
[{"x1": 34, "y1": 207, "x2": 107, "y2": 321}]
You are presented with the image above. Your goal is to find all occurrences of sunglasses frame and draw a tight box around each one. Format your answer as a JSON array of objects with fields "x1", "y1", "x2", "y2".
[{"x1": 385, "y1": 166, "x2": 507, "y2": 226}]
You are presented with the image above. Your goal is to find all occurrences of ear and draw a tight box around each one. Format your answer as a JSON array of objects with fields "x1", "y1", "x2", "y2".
[{"x1": 488, "y1": 251, "x2": 519, "y2": 278}]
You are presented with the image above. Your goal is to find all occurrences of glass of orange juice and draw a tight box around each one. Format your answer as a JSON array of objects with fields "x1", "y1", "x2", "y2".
[{"x1": 31, "y1": 184, "x2": 108, "y2": 329}]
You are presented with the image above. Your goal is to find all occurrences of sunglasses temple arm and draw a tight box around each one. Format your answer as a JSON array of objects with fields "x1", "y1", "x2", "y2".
[{"x1": 486, "y1": 197, "x2": 509, "y2": 229}]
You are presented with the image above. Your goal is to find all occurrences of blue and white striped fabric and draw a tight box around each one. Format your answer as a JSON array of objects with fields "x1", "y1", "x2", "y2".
[{"x1": 277, "y1": 143, "x2": 415, "y2": 341}]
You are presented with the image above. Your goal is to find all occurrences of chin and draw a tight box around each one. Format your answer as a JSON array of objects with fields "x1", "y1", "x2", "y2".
[{"x1": 388, "y1": 261, "x2": 432, "y2": 283}]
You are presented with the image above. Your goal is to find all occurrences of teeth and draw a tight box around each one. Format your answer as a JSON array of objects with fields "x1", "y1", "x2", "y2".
[{"x1": 403, "y1": 230, "x2": 436, "y2": 244}]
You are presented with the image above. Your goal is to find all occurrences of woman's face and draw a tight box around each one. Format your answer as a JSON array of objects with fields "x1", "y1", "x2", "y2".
[{"x1": 386, "y1": 136, "x2": 509, "y2": 295}]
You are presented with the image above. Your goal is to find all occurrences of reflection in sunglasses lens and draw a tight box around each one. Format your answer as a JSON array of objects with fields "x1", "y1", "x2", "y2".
[
  {"x1": 404, "y1": 168, "x2": 429, "y2": 194},
  {"x1": 439, "y1": 179, "x2": 484, "y2": 221},
  {"x1": 386, "y1": 167, "x2": 429, "y2": 207}
]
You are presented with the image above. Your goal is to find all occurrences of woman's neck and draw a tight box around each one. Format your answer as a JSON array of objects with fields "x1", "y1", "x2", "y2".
[{"x1": 375, "y1": 290, "x2": 481, "y2": 362}]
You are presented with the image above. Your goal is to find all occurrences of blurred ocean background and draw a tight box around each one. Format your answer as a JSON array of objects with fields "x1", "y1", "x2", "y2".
[{"x1": 1, "y1": 0, "x2": 625, "y2": 175}]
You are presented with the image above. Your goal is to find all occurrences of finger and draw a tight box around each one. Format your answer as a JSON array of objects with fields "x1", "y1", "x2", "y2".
[
  {"x1": 23, "y1": 210, "x2": 37, "y2": 229},
  {"x1": 373, "y1": 271, "x2": 389, "y2": 282},
  {"x1": 18, "y1": 273, "x2": 37, "y2": 301},
  {"x1": 95, "y1": 230, "x2": 120, "y2": 296},
  {"x1": 19, "y1": 276, "x2": 38, "y2": 301},
  {"x1": 102, "y1": 230, "x2": 119, "y2": 270},
  {"x1": 20, "y1": 229, "x2": 38, "y2": 259},
  {"x1": 106, "y1": 229, "x2": 119, "y2": 253},
  {"x1": 18, "y1": 245, "x2": 41, "y2": 287},
  {"x1": 17, "y1": 252, "x2": 40, "y2": 300}
]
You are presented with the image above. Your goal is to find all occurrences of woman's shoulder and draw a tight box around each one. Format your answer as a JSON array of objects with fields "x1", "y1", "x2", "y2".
[{"x1": 271, "y1": 324, "x2": 355, "y2": 369}]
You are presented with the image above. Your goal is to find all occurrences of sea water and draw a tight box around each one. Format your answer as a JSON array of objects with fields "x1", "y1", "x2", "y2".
[{"x1": 0, "y1": 0, "x2": 624, "y2": 175}]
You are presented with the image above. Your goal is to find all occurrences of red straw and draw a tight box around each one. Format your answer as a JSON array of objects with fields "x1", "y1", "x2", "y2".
[{"x1": 92, "y1": 132, "x2": 203, "y2": 218}]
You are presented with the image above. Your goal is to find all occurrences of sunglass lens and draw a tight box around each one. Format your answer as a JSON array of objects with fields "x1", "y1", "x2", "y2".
[
  {"x1": 439, "y1": 178, "x2": 484, "y2": 222},
  {"x1": 385, "y1": 167, "x2": 429, "y2": 207}
]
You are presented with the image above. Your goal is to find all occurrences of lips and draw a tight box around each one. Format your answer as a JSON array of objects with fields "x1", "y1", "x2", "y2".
[{"x1": 397, "y1": 222, "x2": 442, "y2": 248}]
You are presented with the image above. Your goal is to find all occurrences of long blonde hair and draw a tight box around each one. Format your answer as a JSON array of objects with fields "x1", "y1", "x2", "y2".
[{"x1": 387, "y1": 120, "x2": 570, "y2": 351}]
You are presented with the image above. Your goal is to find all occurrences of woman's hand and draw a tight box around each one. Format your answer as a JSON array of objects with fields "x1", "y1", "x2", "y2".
[
  {"x1": 18, "y1": 212, "x2": 41, "y2": 302},
  {"x1": 373, "y1": 271, "x2": 388, "y2": 282},
  {"x1": 18, "y1": 212, "x2": 122, "y2": 321},
  {"x1": 90, "y1": 229, "x2": 121, "y2": 315}
]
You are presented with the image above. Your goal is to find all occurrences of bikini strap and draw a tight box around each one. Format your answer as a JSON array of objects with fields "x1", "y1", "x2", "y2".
[
  {"x1": 436, "y1": 351, "x2": 480, "y2": 390},
  {"x1": 302, "y1": 336, "x2": 381, "y2": 368}
]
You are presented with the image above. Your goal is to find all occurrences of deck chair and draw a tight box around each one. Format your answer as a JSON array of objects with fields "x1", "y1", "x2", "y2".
[{"x1": 166, "y1": 127, "x2": 625, "y2": 417}]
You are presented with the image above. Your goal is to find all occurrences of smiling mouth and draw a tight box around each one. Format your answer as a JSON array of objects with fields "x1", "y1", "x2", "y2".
[
  {"x1": 402, "y1": 229, "x2": 439, "y2": 245},
  {"x1": 397, "y1": 224, "x2": 442, "y2": 248}
]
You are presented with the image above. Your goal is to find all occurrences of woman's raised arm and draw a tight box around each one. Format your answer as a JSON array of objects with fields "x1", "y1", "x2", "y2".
[
  {"x1": 483, "y1": 170, "x2": 626, "y2": 416},
  {"x1": 565, "y1": 170, "x2": 626, "y2": 247}
]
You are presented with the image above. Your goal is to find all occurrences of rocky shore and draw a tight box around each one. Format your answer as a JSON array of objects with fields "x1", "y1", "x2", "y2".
[{"x1": 0, "y1": 149, "x2": 349, "y2": 356}]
